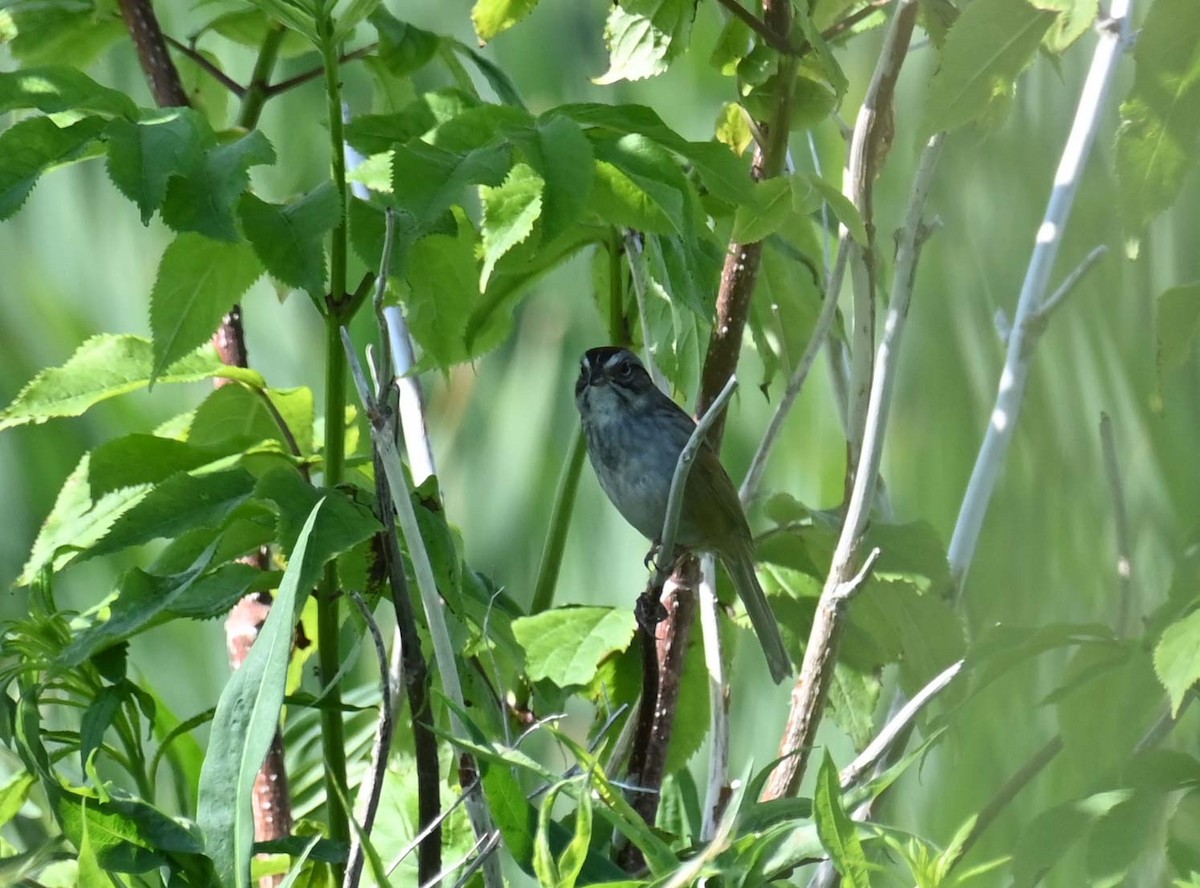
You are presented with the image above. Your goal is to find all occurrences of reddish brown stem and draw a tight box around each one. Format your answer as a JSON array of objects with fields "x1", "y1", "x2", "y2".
[{"x1": 117, "y1": 0, "x2": 188, "y2": 107}]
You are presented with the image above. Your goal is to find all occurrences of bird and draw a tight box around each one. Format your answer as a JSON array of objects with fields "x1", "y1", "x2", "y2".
[{"x1": 574, "y1": 346, "x2": 792, "y2": 683}]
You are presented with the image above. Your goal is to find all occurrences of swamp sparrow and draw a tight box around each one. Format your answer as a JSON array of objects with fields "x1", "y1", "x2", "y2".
[{"x1": 575, "y1": 347, "x2": 792, "y2": 684}]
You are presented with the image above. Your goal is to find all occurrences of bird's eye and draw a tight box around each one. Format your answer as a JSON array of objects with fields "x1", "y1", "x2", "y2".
[{"x1": 617, "y1": 361, "x2": 634, "y2": 380}]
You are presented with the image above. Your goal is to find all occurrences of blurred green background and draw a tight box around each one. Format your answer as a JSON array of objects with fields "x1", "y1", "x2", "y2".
[{"x1": 2, "y1": 1, "x2": 1198, "y2": 883}]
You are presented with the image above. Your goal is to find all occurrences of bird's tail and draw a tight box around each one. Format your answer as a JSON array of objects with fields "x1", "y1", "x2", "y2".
[{"x1": 725, "y1": 546, "x2": 792, "y2": 684}]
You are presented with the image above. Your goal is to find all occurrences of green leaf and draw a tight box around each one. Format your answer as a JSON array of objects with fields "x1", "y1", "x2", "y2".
[
  {"x1": 558, "y1": 777, "x2": 593, "y2": 888},
  {"x1": 472, "y1": 0, "x2": 540, "y2": 42},
  {"x1": 390, "y1": 140, "x2": 510, "y2": 226},
  {"x1": 511, "y1": 115, "x2": 594, "y2": 238},
  {"x1": 921, "y1": 0, "x2": 1057, "y2": 138},
  {"x1": 369, "y1": 7, "x2": 440, "y2": 75},
  {"x1": 0, "y1": 66, "x2": 136, "y2": 118},
  {"x1": 239, "y1": 183, "x2": 340, "y2": 297},
  {"x1": 79, "y1": 685, "x2": 126, "y2": 772},
  {"x1": 664, "y1": 615, "x2": 711, "y2": 773},
  {"x1": 0, "y1": 115, "x2": 107, "y2": 220},
  {"x1": 533, "y1": 781, "x2": 563, "y2": 886},
  {"x1": 814, "y1": 752, "x2": 870, "y2": 887},
  {"x1": 82, "y1": 468, "x2": 258, "y2": 562},
  {"x1": 586, "y1": 160, "x2": 677, "y2": 232},
  {"x1": 254, "y1": 466, "x2": 382, "y2": 568},
  {"x1": 88, "y1": 435, "x2": 223, "y2": 498},
  {"x1": 243, "y1": 0, "x2": 318, "y2": 43},
  {"x1": 77, "y1": 802, "x2": 116, "y2": 888},
  {"x1": 1116, "y1": 0, "x2": 1200, "y2": 237},
  {"x1": 1157, "y1": 283, "x2": 1200, "y2": 373},
  {"x1": 1012, "y1": 789, "x2": 1133, "y2": 887},
  {"x1": 594, "y1": 0, "x2": 696, "y2": 84},
  {"x1": 160, "y1": 129, "x2": 276, "y2": 241},
  {"x1": 1034, "y1": 0, "x2": 1098, "y2": 51},
  {"x1": 512, "y1": 606, "x2": 638, "y2": 687},
  {"x1": 149, "y1": 233, "x2": 265, "y2": 383},
  {"x1": 0, "y1": 772, "x2": 37, "y2": 829},
  {"x1": 1155, "y1": 608, "x2": 1200, "y2": 716},
  {"x1": 731, "y1": 177, "x2": 795, "y2": 243},
  {"x1": 0, "y1": 334, "x2": 263, "y2": 431},
  {"x1": 479, "y1": 162, "x2": 544, "y2": 288},
  {"x1": 197, "y1": 500, "x2": 327, "y2": 888},
  {"x1": 105, "y1": 110, "x2": 209, "y2": 224},
  {"x1": 5, "y1": 6, "x2": 125, "y2": 68},
  {"x1": 400, "y1": 208, "x2": 483, "y2": 368},
  {"x1": 797, "y1": 173, "x2": 868, "y2": 245}
]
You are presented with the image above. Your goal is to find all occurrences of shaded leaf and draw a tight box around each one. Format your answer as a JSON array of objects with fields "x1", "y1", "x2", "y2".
[
  {"x1": 0, "y1": 115, "x2": 106, "y2": 220},
  {"x1": 0, "y1": 66, "x2": 136, "y2": 117},
  {"x1": 814, "y1": 752, "x2": 870, "y2": 887},
  {"x1": 160, "y1": 129, "x2": 276, "y2": 241},
  {"x1": 149, "y1": 234, "x2": 265, "y2": 382},
  {"x1": 239, "y1": 183, "x2": 340, "y2": 297}
]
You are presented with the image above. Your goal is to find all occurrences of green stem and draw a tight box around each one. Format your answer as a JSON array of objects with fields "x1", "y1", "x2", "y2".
[
  {"x1": 236, "y1": 24, "x2": 286, "y2": 129},
  {"x1": 314, "y1": 8, "x2": 352, "y2": 859},
  {"x1": 530, "y1": 429, "x2": 586, "y2": 614},
  {"x1": 608, "y1": 229, "x2": 625, "y2": 344}
]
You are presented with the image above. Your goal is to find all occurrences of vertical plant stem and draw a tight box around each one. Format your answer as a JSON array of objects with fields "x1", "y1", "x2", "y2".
[
  {"x1": 530, "y1": 430, "x2": 587, "y2": 614},
  {"x1": 315, "y1": 6, "x2": 353, "y2": 857},
  {"x1": 237, "y1": 24, "x2": 286, "y2": 129}
]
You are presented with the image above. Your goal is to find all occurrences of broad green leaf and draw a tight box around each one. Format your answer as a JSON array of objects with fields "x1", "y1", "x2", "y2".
[
  {"x1": 1012, "y1": 789, "x2": 1133, "y2": 887},
  {"x1": 197, "y1": 500, "x2": 326, "y2": 888},
  {"x1": 169, "y1": 563, "x2": 276, "y2": 620},
  {"x1": 105, "y1": 110, "x2": 210, "y2": 224},
  {"x1": 390, "y1": 140, "x2": 510, "y2": 225},
  {"x1": 849, "y1": 578, "x2": 964, "y2": 693},
  {"x1": 400, "y1": 208, "x2": 483, "y2": 368},
  {"x1": 77, "y1": 803, "x2": 116, "y2": 888},
  {"x1": 0, "y1": 334, "x2": 263, "y2": 430},
  {"x1": 187, "y1": 383, "x2": 310, "y2": 455},
  {"x1": 60, "y1": 550, "x2": 214, "y2": 666},
  {"x1": 472, "y1": 0, "x2": 540, "y2": 42},
  {"x1": 715, "y1": 102, "x2": 753, "y2": 155},
  {"x1": 239, "y1": 183, "x2": 340, "y2": 297},
  {"x1": 1085, "y1": 792, "x2": 1156, "y2": 887},
  {"x1": 814, "y1": 752, "x2": 870, "y2": 887},
  {"x1": 921, "y1": 0, "x2": 1057, "y2": 138},
  {"x1": 482, "y1": 763, "x2": 537, "y2": 872},
  {"x1": 1033, "y1": 0, "x2": 1098, "y2": 51},
  {"x1": 149, "y1": 233, "x2": 265, "y2": 382},
  {"x1": 558, "y1": 102, "x2": 756, "y2": 206},
  {"x1": 0, "y1": 66, "x2": 136, "y2": 117},
  {"x1": 511, "y1": 606, "x2": 638, "y2": 687},
  {"x1": 202, "y1": 9, "x2": 313, "y2": 57},
  {"x1": 344, "y1": 108, "x2": 436, "y2": 155},
  {"x1": 1157, "y1": 283, "x2": 1200, "y2": 373},
  {"x1": 586, "y1": 160, "x2": 677, "y2": 232},
  {"x1": 0, "y1": 115, "x2": 106, "y2": 220},
  {"x1": 594, "y1": 0, "x2": 695, "y2": 84},
  {"x1": 798, "y1": 174, "x2": 868, "y2": 245},
  {"x1": 731, "y1": 177, "x2": 795, "y2": 243},
  {"x1": 254, "y1": 466, "x2": 381, "y2": 567},
  {"x1": 828, "y1": 665, "x2": 882, "y2": 750},
  {"x1": 0, "y1": 772, "x2": 36, "y2": 829},
  {"x1": 160, "y1": 129, "x2": 276, "y2": 241},
  {"x1": 369, "y1": 7, "x2": 440, "y2": 75},
  {"x1": 1155, "y1": 608, "x2": 1200, "y2": 715},
  {"x1": 80, "y1": 468, "x2": 258, "y2": 562},
  {"x1": 449, "y1": 39, "x2": 529, "y2": 108},
  {"x1": 479, "y1": 162, "x2": 544, "y2": 288},
  {"x1": 1116, "y1": 0, "x2": 1200, "y2": 237},
  {"x1": 511, "y1": 115, "x2": 594, "y2": 238},
  {"x1": 18, "y1": 455, "x2": 148, "y2": 585},
  {"x1": 709, "y1": 15, "x2": 752, "y2": 75},
  {"x1": 1055, "y1": 642, "x2": 1163, "y2": 777},
  {"x1": 5, "y1": 6, "x2": 125, "y2": 68},
  {"x1": 89, "y1": 435, "x2": 223, "y2": 498}
]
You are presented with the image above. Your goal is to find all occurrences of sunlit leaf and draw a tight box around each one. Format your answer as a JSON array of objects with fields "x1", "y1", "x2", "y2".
[{"x1": 512, "y1": 606, "x2": 637, "y2": 687}]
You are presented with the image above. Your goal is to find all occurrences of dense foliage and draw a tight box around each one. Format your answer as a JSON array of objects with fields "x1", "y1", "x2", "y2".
[{"x1": 1, "y1": 0, "x2": 1199, "y2": 886}]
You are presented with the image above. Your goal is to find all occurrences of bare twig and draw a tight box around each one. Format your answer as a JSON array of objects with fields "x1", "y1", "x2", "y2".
[
  {"x1": 841, "y1": 0, "x2": 917, "y2": 495},
  {"x1": 765, "y1": 130, "x2": 944, "y2": 801},
  {"x1": 654, "y1": 375, "x2": 739, "y2": 583},
  {"x1": 266, "y1": 43, "x2": 378, "y2": 96},
  {"x1": 713, "y1": 0, "x2": 796, "y2": 54},
  {"x1": 164, "y1": 34, "x2": 246, "y2": 97},
  {"x1": 343, "y1": 593, "x2": 394, "y2": 888},
  {"x1": 342, "y1": 332, "x2": 500, "y2": 888},
  {"x1": 947, "y1": 4, "x2": 1134, "y2": 594},
  {"x1": 839, "y1": 659, "x2": 964, "y2": 789},
  {"x1": 1100, "y1": 412, "x2": 1135, "y2": 636},
  {"x1": 697, "y1": 555, "x2": 730, "y2": 839}
]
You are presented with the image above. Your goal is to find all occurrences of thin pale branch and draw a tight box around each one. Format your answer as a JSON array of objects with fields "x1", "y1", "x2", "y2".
[
  {"x1": 622, "y1": 231, "x2": 669, "y2": 392},
  {"x1": 764, "y1": 129, "x2": 944, "y2": 801},
  {"x1": 839, "y1": 659, "x2": 963, "y2": 789},
  {"x1": 948, "y1": 4, "x2": 1134, "y2": 593},
  {"x1": 341, "y1": 330, "x2": 500, "y2": 888},
  {"x1": 698, "y1": 555, "x2": 730, "y2": 840}
]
